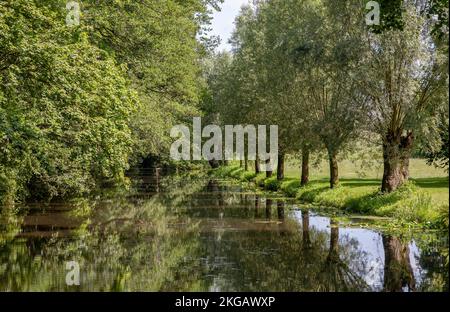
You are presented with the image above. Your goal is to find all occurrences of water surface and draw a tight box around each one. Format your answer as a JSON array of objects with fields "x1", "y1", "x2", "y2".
[{"x1": 0, "y1": 175, "x2": 448, "y2": 291}]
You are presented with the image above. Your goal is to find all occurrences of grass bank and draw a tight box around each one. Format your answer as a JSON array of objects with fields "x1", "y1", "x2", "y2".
[{"x1": 212, "y1": 160, "x2": 449, "y2": 230}]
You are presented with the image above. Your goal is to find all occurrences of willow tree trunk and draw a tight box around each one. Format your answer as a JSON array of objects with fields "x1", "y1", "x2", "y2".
[
  {"x1": 381, "y1": 131, "x2": 414, "y2": 193},
  {"x1": 301, "y1": 147, "x2": 310, "y2": 186},
  {"x1": 382, "y1": 235, "x2": 416, "y2": 292},
  {"x1": 277, "y1": 152, "x2": 285, "y2": 181},
  {"x1": 265, "y1": 158, "x2": 273, "y2": 178},
  {"x1": 327, "y1": 148, "x2": 339, "y2": 189},
  {"x1": 255, "y1": 158, "x2": 260, "y2": 174}
]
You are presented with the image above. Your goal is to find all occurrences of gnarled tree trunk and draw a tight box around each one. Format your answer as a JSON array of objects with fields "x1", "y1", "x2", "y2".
[
  {"x1": 381, "y1": 131, "x2": 414, "y2": 193},
  {"x1": 301, "y1": 147, "x2": 310, "y2": 186}
]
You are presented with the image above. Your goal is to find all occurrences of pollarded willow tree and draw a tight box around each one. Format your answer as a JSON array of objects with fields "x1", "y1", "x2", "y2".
[
  {"x1": 206, "y1": 0, "x2": 447, "y2": 193},
  {"x1": 209, "y1": 3, "x2": 275, "y2": 174},
  {"x1": 276, "y1": 0, "x2": 370, "y2": 188},
  {"x1": 256, "y1": 0, "x2": 320, "y2": 182},
  {"x1": 359, "y1": 1, "x2": 448, "y2": 192}
]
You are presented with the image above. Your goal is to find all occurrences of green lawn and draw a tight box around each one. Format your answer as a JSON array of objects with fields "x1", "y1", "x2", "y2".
[{"x1": 284, "y1": 158, "x2": 449, "y2": 206}]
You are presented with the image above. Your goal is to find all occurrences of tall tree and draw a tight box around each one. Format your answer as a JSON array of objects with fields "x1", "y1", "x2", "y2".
[{"x1": 360, "y1": 1, "x2": 448, "y2": 192}]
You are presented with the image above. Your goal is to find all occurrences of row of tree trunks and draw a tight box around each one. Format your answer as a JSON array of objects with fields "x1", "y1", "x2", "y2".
[
  {"x1": 217, "y1": 131, "x2": 413, "y2": 194},
  {"x1": 381, "y1": 131, "x2": 414, "y2": 193}
]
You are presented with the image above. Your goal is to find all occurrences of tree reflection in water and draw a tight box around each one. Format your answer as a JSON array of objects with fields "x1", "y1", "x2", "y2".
[
  {"x1": 382, "y1": 235, "x2": 416, "y2": 292},
  {"x1": 0, "y1": 178, "x2": 447, "y2": 291}
]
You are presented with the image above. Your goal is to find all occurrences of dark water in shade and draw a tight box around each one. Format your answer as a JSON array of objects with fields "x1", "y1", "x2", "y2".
[{"x1": 0, "y1": 174, "x2": 448, "y2": 292}]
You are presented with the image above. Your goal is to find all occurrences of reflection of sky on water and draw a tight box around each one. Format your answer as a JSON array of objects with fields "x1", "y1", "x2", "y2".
[{"x1": 292, "y1": 210, "x2": 424, "y2": 291}]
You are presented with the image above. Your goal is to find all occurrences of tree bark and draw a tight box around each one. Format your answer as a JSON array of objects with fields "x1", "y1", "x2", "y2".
[
  {"x1": 381, "y1": 131, "x2": 414, "y2": 193},
  {"x1": 277, "y1": 151, "x2": 285, "y2": 181},
  {"x1": 327, "y1": 148, "x2": 339, "y2": 188},
  {"x1": 301, "y1": 147, "x2": 310, "y2": 186},
  {"x1": 265, "y1": 158, "x2": 273, "y2": 178},
  {"x1": 255, "y1": 156, "x2": 260, "y2": 174},
  {"x1": 382, "y1": 235, "x2": 416, "y2": 292},
  {"x1": 244, "y1": 152, "x2": 248, "y2": 171}
]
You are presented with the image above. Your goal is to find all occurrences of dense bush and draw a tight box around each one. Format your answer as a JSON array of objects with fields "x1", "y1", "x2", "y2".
[{"x1": 0, "y1": 1, "x2": 137, "y2": 202}]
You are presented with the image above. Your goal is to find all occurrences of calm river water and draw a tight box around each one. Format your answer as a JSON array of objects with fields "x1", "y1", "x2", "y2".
[{"x1": 0, "y1": 173, "x2": 448, "y2": 291}]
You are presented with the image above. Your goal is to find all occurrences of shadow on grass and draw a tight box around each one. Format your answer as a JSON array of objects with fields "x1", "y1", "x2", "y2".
[
  {"x1": 296, "y1": 182, "x2": 331, "y2": 202},
  {"x1": 412, "y1": 177, "x2": 449, "y2": 189},
  {"x1": 345, "y1": 190, "x2": 402, "y2": 214},
  {"x1": 280, "y1": 179, "x2": 301, "y2": 197},
  {"x1": 339, "y1": 179, "x2": 381, "y2": 188}
]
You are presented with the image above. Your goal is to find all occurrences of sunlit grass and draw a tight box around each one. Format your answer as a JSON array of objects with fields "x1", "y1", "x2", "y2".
[
  {"x1": 213, "y1": 158, "x2": 448, "y2": 228},
  {"x1": 284, "y1": 158, "x2": 448, "y2": 206},
  {"x1": 284, "y1": 158, "x2": 448, "y2": 180}
]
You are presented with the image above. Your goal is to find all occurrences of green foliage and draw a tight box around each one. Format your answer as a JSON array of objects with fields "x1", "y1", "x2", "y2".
[
  {"x1": 280, "y1": 179, "x2": 301, "y2": 197},
  {"x1": 254, "y1": 173, "x2": 267, "y2": 187},
  {"x1": 0, "y1": 0, "x2": 217, "y2": 204},
  {"x1": 264, "y1": 176, "x2": 280, "y2": 191},
  {"x1": 0, "y1": 0, "x2": 137, "y2": 201},
  {"x1": 81, "y1": 0, "x2": 212, "y2": 160},
  {"x1": 424, "y1": 112, "x2": 449, "y2": 171},
  {"x1": 368, "y1": 0, "x2": 405, "y2": 33},
  {"x1": 205, "y1": 0, "x2": 447, "y2": 193},
  {"x1": 241, "y1": 171, "x2": 257, "y2": 182}
]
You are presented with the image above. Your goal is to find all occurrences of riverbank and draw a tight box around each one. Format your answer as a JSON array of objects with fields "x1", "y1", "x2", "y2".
[{"x1": 212, "y1": 165, "x2": 449, "y2": 230}]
